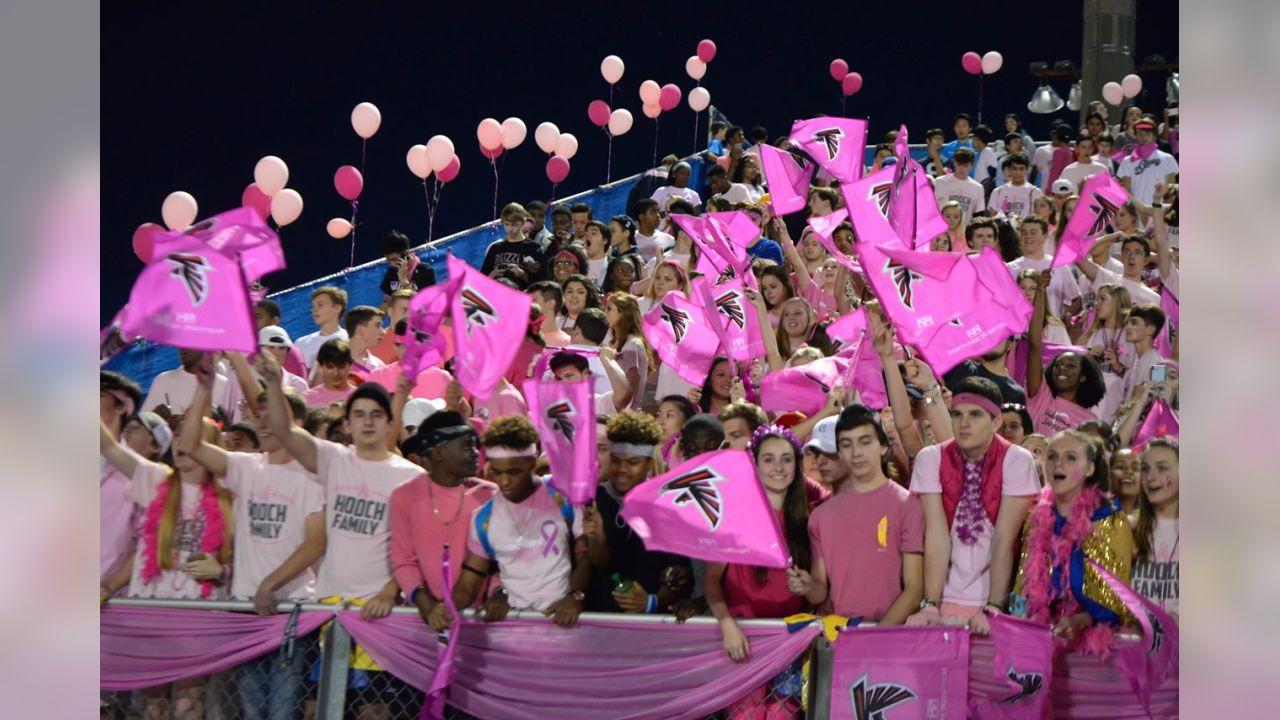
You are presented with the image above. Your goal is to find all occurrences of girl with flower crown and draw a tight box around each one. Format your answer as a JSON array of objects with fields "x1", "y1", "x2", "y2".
[{"x1": 1010, "y1": 429, "x2": 1134, "y2": 656}]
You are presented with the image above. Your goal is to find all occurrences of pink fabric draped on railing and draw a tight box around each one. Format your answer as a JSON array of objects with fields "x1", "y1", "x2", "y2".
[
  {"x1": 338, "y1": 611, "x2": 822, "y2": 720},
  {"x1": 99, "y1": 606, "x2": 329, "y2": 691},
  {"x1": 968, "y1": 636, "x2": 1179, "y2": 719}
]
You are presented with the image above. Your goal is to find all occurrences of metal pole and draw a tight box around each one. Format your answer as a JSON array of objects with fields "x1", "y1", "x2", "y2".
[
  {"x1": 1081, "y1": 0, "x2": 1136, "y2": 125},
  {"x1": 316, "y1": 620, "x2": 351, "y2": 720},
  {"x1": 809, "y1": 637, "x2": 835, "y2": 720}
]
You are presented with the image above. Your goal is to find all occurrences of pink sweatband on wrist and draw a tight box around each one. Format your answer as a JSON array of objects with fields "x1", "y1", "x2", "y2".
[{"x1": 950, "y1": 392, "x2": 1001, "y2": 418}]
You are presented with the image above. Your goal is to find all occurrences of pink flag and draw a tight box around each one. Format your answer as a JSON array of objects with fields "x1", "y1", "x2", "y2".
[
  {"x1": 758, "y1": 143, "x2": 815, "y2": 216},
  {"x1": 175, "y1": 207, "x2": 286, "y2": 284},
  {"x1": 423, "y1": 544, "x2": 459, "y2": 720},
  {"x1": 705, "y1": 210, "x2": 763, "y2": 249},
  {"x1": 856, "y1": 241, "x2": 982, "y2": 349},
  {"x1": 1133, "y1": 398, "x2": 1179, "y2": 451},
  {"x1": 831, "y1": 627, "x2": 969, "y2": 720},
  {"x1": 1051, "y1": 172, "x2": 1129, "y2": 267},
  {"x1": 402, "y1": 275, "x2": 462, "y2": 380},
  {"x1": 1155, "y1": 285, "x2": 1179, "y2": 357},
  {"x1": 788, "y1": 116, "x2": 869, "y2": 184},
  {"x1": 447, "y1": 254, "x2": 532, "y2": 401},
  {"x1": 642, "y1": 289, "x2": 721, "y2": 386},
  {"x1": 825, "y1": 309, "x2": 889, "y2": 409},
  {"x1": 807, "y1": 208, "x2": 863, "y2": 276},
  {"x1": 843, "y1": 165, "x2": 949, "y2": 250},
  {"x1": 672, "y1": 213, "x2": 748, "y2": 277},
  {"x1": 694, "y1": 276, "x2": 764, "y2": 366},
  {"x1": 887, "y1": 125, "x2": 920, "y2": 247},
  {"x1": 618, "y1": 449, "x2": 790, "y2": 568},
  {"x1": 759, "y1": 356, "x2": 850, "y2": 417},
  {"x1": 969, "y1": 614, "x2": 1054, "y2": 719},
  {"x1": 522, "y1": 377, "x2": 597, "y2": 505},
  {"x1": 1088, "y1": 558, "x2": 1179, "y2": 713},
  {"x1": 119, "y1": 234, "x2": 258, "y2": 353}
]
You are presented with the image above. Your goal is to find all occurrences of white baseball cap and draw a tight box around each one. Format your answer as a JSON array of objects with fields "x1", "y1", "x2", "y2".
[
  {"x1": 1051, "y1": 178, "x2": 1074, "y2": 196},
  {"x1": 402, "y1": 398, "x2": 446, "y2": 430},
  {"x1": 258, "y1": 325, "x2": 292, "y2": 348},
  {"x1": 802, "y1": 416, "x2": 839, "y2": 455}
]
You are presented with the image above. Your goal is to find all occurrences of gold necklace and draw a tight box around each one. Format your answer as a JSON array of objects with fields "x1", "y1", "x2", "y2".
[{"x1": 428, "y1": 479, "x2": 464, "y2": 526}]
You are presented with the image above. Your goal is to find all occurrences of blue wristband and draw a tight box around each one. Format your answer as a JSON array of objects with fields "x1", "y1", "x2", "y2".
[{"x1": 645, "y1": 594, "x2": 658, "y2": 614}]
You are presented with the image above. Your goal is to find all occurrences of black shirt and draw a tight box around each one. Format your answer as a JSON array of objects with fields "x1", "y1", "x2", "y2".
[
  {"x1": 480, "y1": 238, "x2": 543, "y2": 276},
  {"x1": 379, "y1": 262, "x2": 436, "y2": 298},
  {"x1": 944, "y1": 360, "x2": 1027, "y2": 406},
  {"x1": 584, "y1": 485, "x2": 692, "y2": 612}
]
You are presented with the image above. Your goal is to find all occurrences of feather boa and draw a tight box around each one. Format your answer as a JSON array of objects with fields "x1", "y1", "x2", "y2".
[
  {"x1": 139, "y1": 479, "x2": 227, "y2": 599},
  {"x1": 1021, "y1": 484, "x2": 1116, "y2": 658}
]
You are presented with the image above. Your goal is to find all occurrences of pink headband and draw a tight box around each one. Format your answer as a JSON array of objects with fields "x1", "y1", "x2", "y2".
[
  {"x1": 107, "y1": 389, "x2": 136, "y2": 418},
  {"x1": 950, "y1": 392, "x2": 1000, "y2": 418}
]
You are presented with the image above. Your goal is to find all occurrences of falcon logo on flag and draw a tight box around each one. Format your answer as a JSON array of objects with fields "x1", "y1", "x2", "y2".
[
  {"x1": 166, "y1": 253, "x2": 213, "y2": 306},
  {"x1": 461, "y1": 287, "x2": 498, "y2": 335},
  {"x1": 813, "y1": 127, "x2": 845, "y2": 161},
  {"x1": 1087, "y1": 192, "x2": 1121, "y2": 236},
  {"x1": 715, "y1": 290, "x2": 745, "y2": 329},
  {"x1": 661, "y1": 303, "x2": 690, "y2": 343},
  {"x1": 545, "y1": 400, "x2": 576, "y2": 443},
  {"x1": 849, "y1": 674, "x2": 916, "y2": 720},
  {"x1": 1001, "y1": 666, "x2": 1044, "y2": 704},
  {"x1": 803, "y1": 371, "x2": 831, "y2": 394},
  {"x1": 883, "y1": 258, "x2": 924, "y2": 310},
  {"x1": 660, "y1": 467, "x2": 725, "y2": 530},
  {"x1": 1145, "y1": 606, "x2": 1165, "y2": 655},
  {"x1": 869, "y1": 182, "x2": 892, "y2": 217}
]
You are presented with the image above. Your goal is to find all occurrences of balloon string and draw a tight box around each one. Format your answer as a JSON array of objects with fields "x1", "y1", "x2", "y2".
[
  {"x1": 348, "y1": 199, "x2": 359, "y2": 270},
  {"x1": 978, "y1": 76, "x2": 984, "y2": 125},
  {"x1": 841, "y1": 94, "x2": 847, "y2": 116},
  {"x1": 691, "y1": 109, "x2": 698, "y2": 156},
  {"x1": 423, "y1": 180, "x2": 433, "y2": 243},
  {"x1": 550, "y1": 182, "x2": 557, "y2": 203},
  {"x1": 652, "y1": 118, "x2": 660, "y2": 168},
  {"x1": 491, "y1": 158, "x2": 499, "y2": 224},
  {"x1": 606, "y1": 129, "x2": 613, "y2": 185}
]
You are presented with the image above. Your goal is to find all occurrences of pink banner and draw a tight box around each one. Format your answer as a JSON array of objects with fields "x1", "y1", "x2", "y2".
[
  {"x1": 1088, "y1": 559, "x2": 1180, "y2": 714},
  {"x1": 808, "y1": 208, "x2": 864, "y2": 276},
  {"x1": 120, "y1": 233, "x2": 259, "y2": 353},
  {"x1": 831, "y1": 626, "x2": 969, "y2": 720},
  {"x1": 843, "y1": 165, "x2": 949, "y2": 250},
  {"x1": 1052, "y1": 173, "x2": 1129, "y2": 268},
  {"x1": 788, "y1": 116, "x2": 870, "y2": 183},
  {"x1": 968, "y1": 614, "x2": 1054, "y2": 719},
  {"x1": 759, "y1": 355, "x2": 850, "y2": 417},
  {"x1": 825, "y1": 309, "x2": 889, "y2": 409},
  {"x1": 620, "y1": 448, "x2": 790, "y2": 568},
  {"x1": 856, "y1": 241, "x2": 983, "y2": 352},
  {"x1": 447, "y1": 254, "x2": 533, "y2": 401},
  {"x1": 671, "y1": 213, "x2": 748, "y2": 277},
  {"x1": 181, "y1": 207, "x2": 286, "y2": 284},
  {"x1": 642, "y1": 289, "x2": 721, "y2": 386},
  {"x1": 402, "y1": 275, "x2": 461, "y2": 379},
  {"x1": 1155, "y1": 284, "x2": 1179, "y2": 357},
  {"x1": 758, "y1": 143, "x2": 815, "y2": 215},
  {"x1": 523, "y1": 376, "x2": 598, "y2": 505},
  {"x1": 1133, "y1": 398, "x2": 1179, "y2": 451},
  {"x1": 696, "y1": 276, "x2": 764, "y2": 366},
  {"x1": 887, "y1": 125, "x2": 920, "y2": 248}
]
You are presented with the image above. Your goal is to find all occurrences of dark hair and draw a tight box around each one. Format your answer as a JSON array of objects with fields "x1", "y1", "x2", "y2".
[
  {"x1": 706, "y1": 164, "x2": 727, "y2": 179},
  {"x1": 1121, "y1": 233, "x2": 1152, "y2": 258},
  {"x1": 1000, "y1": 403, "x2": 1034, "y2": 436},
  {"x1": 1127, "y1": 303, "x2": 1166, "y2": 336},
  {"x1": 606, "y1": 410, "x2": 663, "y2": 445},
  {"x1": 749, "y1": 126, "x2": 768, "y2": 143},
  {"x1": 750, "y1": 427, "x2": 812, "y2": 584},
  {"x1": 972, "y1": 125, "x2": 995, "y2": 144},
  {"x1": 679, "y1": 414, "x2": 725, "y2": 458},
  {"x1": 1077, "y1": 418, "x2": 1115, "y2": 447},
  {"x1": 1001, "y1": 152, "x2": 1030, "y2": 169},
  {"x1": 1004, "y1": 132, "x2": 1023, "y2": 145},
  {"x1": 569, "y1": 202, "x2": 593, "y2": 217},
  {"x1": 727, "y1": 126, "x2": 744, "y2": 140},
  {"x1": 558, "y1": 273, "x2": 601, "y2": 315},
  {"x1": 1051, "y1": 429, "x2": 1110, "y2": 491},
  {"x1": 710, "y1": 121, "x2": 727, "y2": 135},
  {"x1": 1095, "y1": 132, "x2": 1115, "y2": 145},
  {"x1": 224, "y1": 422, "x2": 261, "y2": 449},
  {"x1": 255, "y1": 299, "x2": 281, "y2": 321},
  {"x1": 1085, "y1": 112, "x2": 1105, "y2": 126},
  {"x1": 343, "y1": 305, "x2": 385, "y2": 336},
  {"x1": 575, "y1": 308, "x2": 609, "y2": 344},
  {"x1": 951, "y1": 376, "x2": 1004, "y2": 411},
  {"x1": 603, "y1": 254, "x2": 644, "y2": 294},
  {"x1": 525, "y1": 200, "x2": 548, "y2": 212},
  {"x1": 492, "y1": 264, "x2": 530, "y2": 291},
  {"x1": 718, "y1": 400, "x2": 768, "y2": 431},
  {"x1": 632, "y1": 198, "x2": 659, "y2": 217},
  {"x1": 1021, "y1": 215, "x2": 1049, "y2": 234},
  {"x1": 381, "y1": 230, "x2": 411, "y2": 256},
  {"x1": 658, "y1": 395, "x2": 697, "y2": 425},
  {"x1": 1052, "y1": 124, "x2": 1075, "y2": 143},
  {"x1": 585, "y1": 219, "x2": 612, "y2": 242},
  {"x1": 481, "y1": 415, "x2": 540, "y2": 450},
  {"x1": 551, "y1": 245, "x2": 589, "y2": 278},
  {"x1": 1134, "y1": 439, "x2": 1179, "y2": 562},
  {"x1": 834, "y1": 404, "x2": 896, "y2": 478},
  {"x1": 316, "y1": 339, "x2": 353, "y2": 367},
  {"x1": 757, "y1": 265, "x2": 796, "y2": 308},
  {"x1": 610, "y1": 214, "x2": 637, "y2": 240},
  {"x1": 668, "y1": 198, "x2": 697, "y2": 217},
  {"x1": 697, "y1": 358, "x2": 735, "y2": 413},
  {"x1": 925, "y1": 128, "x2": 945, "y2": 141},
  {"x1": 1004, "y1": 113, "x2": 1023, "y2": 131},
  {"x1": 100, "y1": 371, "x2": 143, "y2": 431},
  {"x1": 527, "y1": 280, "x2": 564, "y2": 314},
  {"x1": 954, "y1": 113, "x2": 973, "y2": 125},
  {"x1": 953, "y1": 147, "x2": 976, "y2": 165},
  {"x1": 550, "y1": 205, "x2": 572, "y2": 220},
  {"x1": 345, "y1": 382, "x2": 393, "y2": 420},
  {"x1": 548, "y1": 351, "x2": 591, "y2": 375},
  {"x1": 966, "y1": 216, "x2": 999, "y2": 244},
  {"x1": 303, "y1": 409, "x2": 328, "y2": 435},
  {"x1": 1045, "y1": 352, "x2": 1106, "y2": 408},
  {"x1": 279, "y1": 389, "x2": 308, "y2": 422}
]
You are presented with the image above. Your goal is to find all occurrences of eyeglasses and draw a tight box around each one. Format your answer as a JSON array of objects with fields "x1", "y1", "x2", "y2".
[{"x1": 554, "y1": 260, "x2": 578, "y2": 267}]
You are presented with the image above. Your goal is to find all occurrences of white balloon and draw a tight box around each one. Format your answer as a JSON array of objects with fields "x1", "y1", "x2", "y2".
[
  {"x1": 554, "y1": 133, "x2": 579, "y2": 160},
  {"x1": 608, "y1": 109, "x2": 634, "y2": 136},
  {"x1": 1102, "y1": 81, "x2": 1125, "y2": 106},
  {"x1": 500, "y1": 117, "x2": 527, "y2": 149},
  {"x1": 688, "y1": 86, "x2": 711, "y2": 112},
  {"x1": 161, "y1": 191, "x2": 198, "y2": 231},
  {"x1": 1121, "y1": 73, "x2": 1143, "y2": 98},
  {"x1": 326, "y1": 218, "x2": 352, "y2": 238},
  {"x1": 535, "y1": 122, "x2": 560, "y2": 154},
  {"x1": 981, "y1": 51, "x2": 1004, "y2": 75},
  {"x1": 351, "y1": 102, "x2": 382, "y2": 139},
  {"x1": 270, "y1": 189, "x2": 304, "y2": 227},
  {"x1": 425, "y1": 135, "x2": 455, "y2": 172},
  {"x1": 639, "y1": 80, "x2": 661, "y2": 105},
  {"x1": 600, "y1": 55, "x2": 625, "y2": 85},
  {"x1": 406, "y1": 145, "x2": 431, "y2": 179},
  {"x1": 685, "y1": 56, "x2": 706, "y2": 81},
  {"x1": 253, "y1": 156, "x2": 289, "y2": 196}
]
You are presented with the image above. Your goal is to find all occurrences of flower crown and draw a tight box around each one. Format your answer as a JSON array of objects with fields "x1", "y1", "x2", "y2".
[{"x1": 749, "y1": 423, "x2": 801, "y2": 456}]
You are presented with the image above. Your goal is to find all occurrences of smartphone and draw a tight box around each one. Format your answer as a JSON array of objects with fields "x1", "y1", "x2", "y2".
[{"x1": 1149, "y1": 364, "x2": 1167, "y2": 383}]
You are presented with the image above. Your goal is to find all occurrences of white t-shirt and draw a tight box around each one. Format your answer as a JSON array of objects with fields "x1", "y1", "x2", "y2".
[
  {"x1": 1121, "y1": 346, "x2": 1167, "y2": 406},
  {"x1": 635, "y1": 230, "x2": 674, "y2": 262},
  {"x1": 1031, "y1": 145, "x2": 1054, "y2": 189},
  {"x1": 1130, "y1": 516, "x2": 1179, "y2": 617},
  {"x1": 1057, "y1": 161, "x2": 1107, "y2": 191},
  {"x1": 127, "y1": 461, "x2": 227, "y2": 600},
  {"x1": 1007, "y1": 255, "x2": 1082, "y2": 319},
  {"x1": 1076, "y1": 258, "x2": 1124, "y2": 308},
  {"x1": 295, "y1": 328, "x2": 349, "y2": 373},
  {"x1": 975, "y1": 147, "x2": 999, "y2": 183},
  {"x1": 932, "y1": 174, "x2": 987, "y2": 224},
  {"x1": 989, "y1": 183, "x2": 1044, "y2": 219},
  {"x1": 143, "y1": 367, "x2": 235, "y2": 421},
  {"x1": 1118, "y1": 151, "x2": 1179, "y2": 205},
  {"x1": 715, "y1": 183, "x2": 753, "y2": 206},
  {"x1": 314, "y1": 440, "x2": 421, "y2": 600},
  {"x1": 223, "y1": 452, "x2": 325, "y2": 602},
  {"x1": 909, "y1": 443, "x2": 1040, "y2": 606},
  {"x1": 651, "y1": 186, "x2": 703, "y2": 211},
  {"x1": 1091, "y1": 265, "x2": 1160, "y2": 306},
  {"x1": 655, "y1": 363, "x2": 695, "y2": 406},
  {"x1": 466, "y1": 482, "x2": 582, "y2": 611},
  {"x1": 586, "y1": 256, "x2": 609, "y2": 290}
]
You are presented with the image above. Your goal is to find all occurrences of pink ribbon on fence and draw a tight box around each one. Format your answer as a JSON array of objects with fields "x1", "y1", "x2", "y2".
[{"x1": 423, "y1": 544, "x2": 460, "y2": 719}]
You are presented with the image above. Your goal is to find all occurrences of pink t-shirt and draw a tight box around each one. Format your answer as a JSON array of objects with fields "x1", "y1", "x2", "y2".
[
  {"x1": 391, "y1": 475, "x2": 497, "y2": 604},
  {"x1": 1027, "y1": 382, "x2": 1096, "y2": 436},
  {"x1": 100, "y1": 458, "x2": 137, "y2": 581},
  {"x1": 127, "y1": 461, "x2": 226, "y2": 600},
  {"x1": 223, "y1": 453, "x2": 325, "y2": 601},
  {"x1": 466, "y1": 482, "x2": 583, "y2": 611},
  {"x1": 908, "y1": 444, "x2": 1040, "y2": 607},
  {"x1": 303, "y1": 384, "x2": 355, "y2": 410},
  {"x1": 473, "y1": 381, "x2": 529, "y2": 422},
  {"x1": 314, "y1": 440, "x2": 421, "y2": 600},
  {"x1": 366, "y1": 363, "x2": 452, "y2": 401},
  {"x1": 808, "y1": 480, "x2": 924, "y2": 621}
]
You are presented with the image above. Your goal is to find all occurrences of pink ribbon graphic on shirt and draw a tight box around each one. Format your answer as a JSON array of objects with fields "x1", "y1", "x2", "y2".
[{"x1": 540, "y1": 520, "x2": 560, "y2": 557}]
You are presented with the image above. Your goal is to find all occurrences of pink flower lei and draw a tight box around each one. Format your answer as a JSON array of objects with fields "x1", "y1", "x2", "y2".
[{"x1": 139, "y1": 479, "x2": 227, "y2": 599}]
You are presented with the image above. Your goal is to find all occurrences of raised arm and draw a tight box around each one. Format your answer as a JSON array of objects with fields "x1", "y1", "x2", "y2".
[
  {"x1": 743, "y1": 287, "x2": 784, "y2": 372},
  {"x1": 1114, "y1": 382, "x2": 1155, "y2": 448},
  {"x1": 1025, "y1": 270, "x2": 1050, "y2": 399},
  {"x1": 773, "y1": 219, "x2": 814, "y2": 295},
  {"x1": 180, "y1": 357, "x2": 229, "y2": 476},
  {"x1": 257, "y1": 351, "x2": 318, "y2": 472},
  {"x1": 870, "y1": 306, "x2": 925, "y2": 457},
  {"x1": 902, "y1": 358, "x2": 953, "y2": 444},
  {"x1": 226, "y1": 352, "x2": 262, "y2": 417},
  {"x1": 598, "y1": 346, "x2": 633, "y2": 411},
  {"x1": 99, "y1": 418, "x2": 140, "y2": 479}
]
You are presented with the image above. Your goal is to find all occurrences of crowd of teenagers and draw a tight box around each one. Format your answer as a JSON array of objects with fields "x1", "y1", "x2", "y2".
[{"x1": 100, "y1": 105, "x2": 1179, "y2": 718}]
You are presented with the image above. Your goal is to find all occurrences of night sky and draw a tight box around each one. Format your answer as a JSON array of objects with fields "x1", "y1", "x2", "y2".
[{"x1": 102, "y1": 2, "x2": 1178, "y2": 324}]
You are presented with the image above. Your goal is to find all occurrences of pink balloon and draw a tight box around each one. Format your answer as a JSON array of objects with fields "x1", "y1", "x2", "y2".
[
  {"x1": 534, "y1": 122, "x2": 560, "y2": 154},
  {"x1": 608, "y1": 108, "x2": 634, "y2": 136},
  {"x1": 600, "y1": 55, "x2": 625, "y2": 85},
  {"x1": 326, "y1": 218, "x2": 352, "y2": 239},
  {"x1": 842, "y1": 72, "x2": 863, "y2": 97},
  {"x1": 351, "y1": 102, "x2": 381, "y2": 139},
  {"x1": 477, "y1": 118, "x2": 503, "y2": 151},
  {"x1": 546, "y1": 156, "x2": 570, "y2": 184},
  {"x1": 132, "y1": 222, "x2": 164, "y2": 263},
  {"x1": 1102, "y1": 82, "x2": 1125, "y2": 106},
  {"x1": 639, "y1": 80, "x2": 661, "y2": 105},
  {"x1": 270, "y1": 189, "x2": 303, "y2": 227},
  {"x1": 659, "y1": 84, "x2": 682, "y2": 112},
  {"x1": 642, "y1": 102, "x2": 662, "y2": 119},
  {"x1": 554, "y1": 133, "x2": 578, "y2": 160},
  {"x1": 685, "y1": 56, "x2": 706, "y2": 81},
  {"x1": 437, "y1": 155, "x2": 461, "y2": 183},
  {"x1": 981, "y1": 51, "x2": 1003, "y2": 75},
  {"x1": 406, "y1": 145, "x2": 431, "y2": 179},
  {"x1": 333, "y1": 165, "x2": 363, "y2": 201},
  {"x1": 241, "y1": 183, "x2": 273, "y2": 220},
  {"x1": 500, "y1": 117, "x2": 527, "y2": 149},
  {"x1": 688, "y1": 87, "x2": 711, "y2": 112},
  {"x1": 161, "y1": 191, "x2": 198, "y2": 231},
  {"x1": 696, "y1": 39, "x2": 716, "y2": 63},
  {"x1": 962, "y1": 51, "x2": 983, "y2": 75},
  {"x1": 588, "y1": 100, "x2": 611, "y2": 127},
  {"x1": 829, "y1": 59, "x2": 848, "y2": 82},
  {"x1": 479, "y1": 142, "x2": 504, "y2": 160},
  {"x1": 1121, "y1": 73, "x2": 1143, "y2": 98},
  {"x1": 716, "y1": 155, "x2": 731, "y2": 172},
  {"x1": 426, "y1": 135, "x2": 455, "y2": 171}
]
